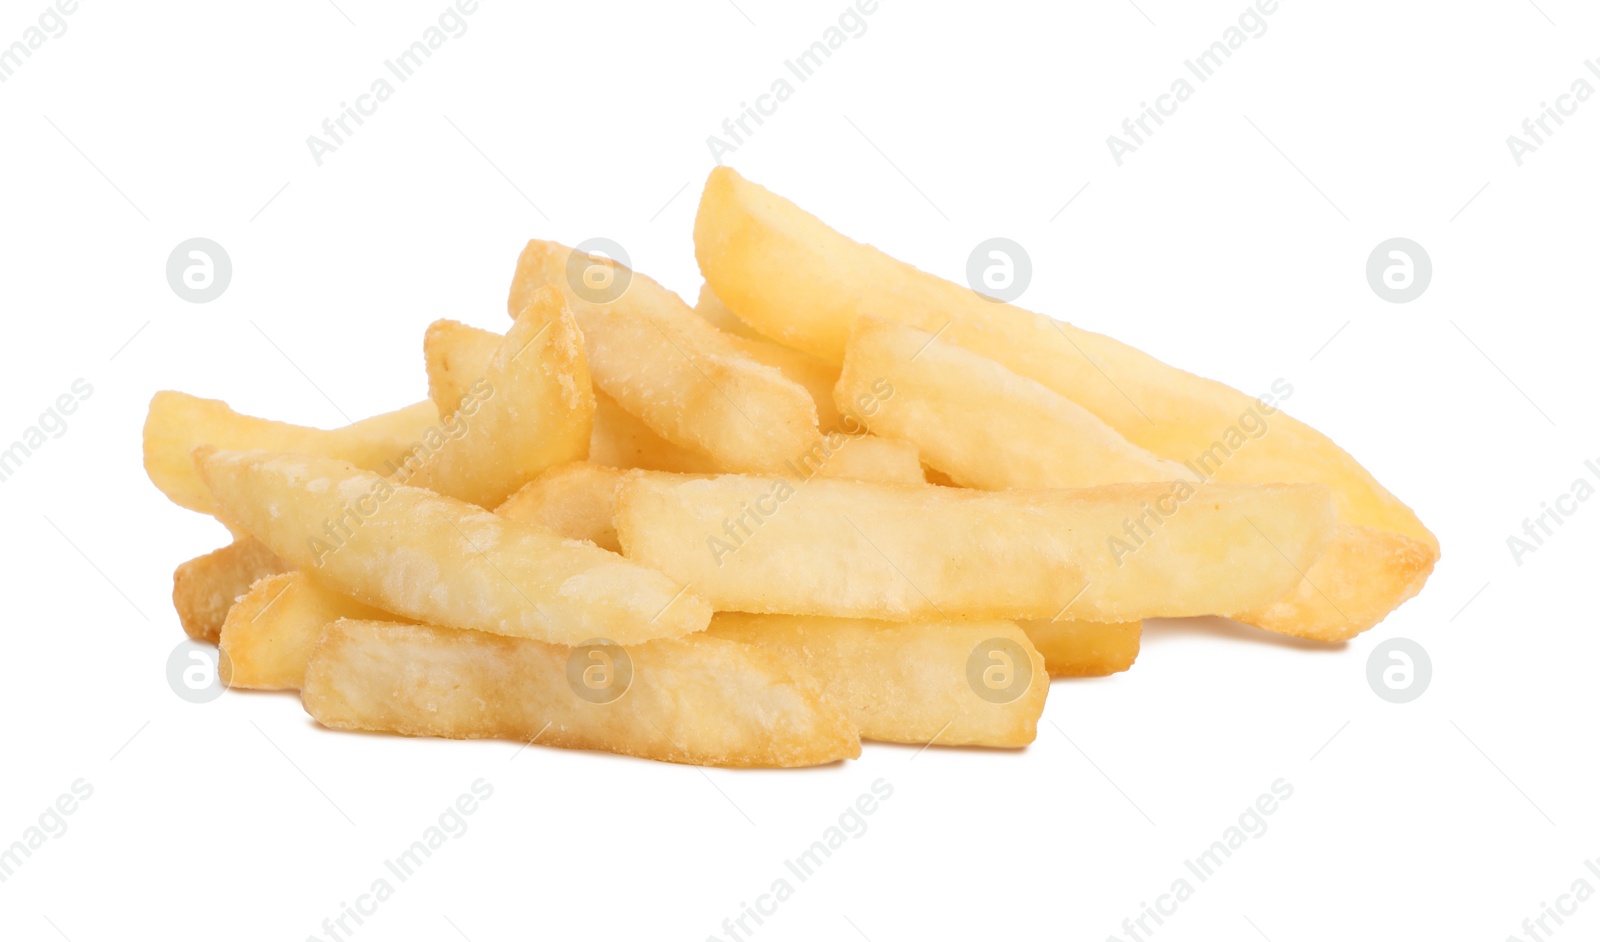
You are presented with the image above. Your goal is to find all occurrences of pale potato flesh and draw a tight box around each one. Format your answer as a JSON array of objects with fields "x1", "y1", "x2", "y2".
[
  {"x1": 405, "y1": 286, "x2": 594, "y2": 508},
  {"x1": 496, "y1": 462, "x2": 625, "y2": 552},
  {"x1": 708, "y1": 612, "x2": 1047, "y2": 747},
  {"x1": 144, "y1": 392, "x2": 438, "y2": 516},
  {"x1": 1019, "y1": 620, "x2": 1141, "y2": 678},
  {"x1": 171, "y1": 538, "x2": 287, "y2": 642},
  {"x1": 302, "y1": 619, "x2": 861, "y2": 768},
  {"x1": 219, "y1": 572, "x2": 391, "y2": 690},
  {"x1": 694, "y1": 167, "x2": 1437, "y2": 638},
  {"x1": 837, "y1": 317, "x2": 1182, "y2": 489},
  {"x1": 508, "y1": 240, "x2": 820, "y2": 472},
  {"x1": 615, "y1": 473, "x2": 1336, "y2": 622},
  {"x1": 197, "y1": 450, "x2": 710, "y2": 646}
]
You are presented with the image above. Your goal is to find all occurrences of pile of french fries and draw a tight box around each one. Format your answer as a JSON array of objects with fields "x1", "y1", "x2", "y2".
[{"x1": 148, "y1": 169, "x2": 1437, "y2": 768}]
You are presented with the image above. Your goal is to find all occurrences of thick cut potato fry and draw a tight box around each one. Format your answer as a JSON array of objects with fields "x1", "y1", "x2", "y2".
[
  {"x1": 198, "y1": 450, "x2": 710, "y2": 645},
  {"x1": 837, "y1": 317, "x2": 1182, "y2": 489},
  {"x1": 707, "y1": 613, "x2": 1046, "y2": 747},
  {"x1": 219, "y1": 572, "x2": 391, "y2": 690},
  {"x1": 508, "y1": 240, "x2": 820, "y2": 472},
  {"x1": 1019, "y1": 620, "x2": 1141, "y2": 678},
  {"x1": 496, "y1": 462, "x2": 625, "y2": 552},
  {"x1": 810, "y1": 435, "x2": 923, "y2": 485},
  {"x1": 423, "y1": 318, "x2": 500, "y2": 414},
  {"x1": 694, "y1": 284, "x2": 767, "y2": 341},
  {"x1": 405, "y1": 286, "x2": 594, "y2": 507},
  {"x1": 302, "y1": 619, "x2": 860, "y2": 768},
  {"x1": 144, "y1": 393, "x2": 438, "y2": 516},
  {"x1": 694, "y1": 167, "x2": 1437, "y2": 638},
  {"x1": 589, "y1": 391, "x2": 721, "y2": 472},
  {"x1": 1228, "y1": 523, "x2": 1438, "y2": 641},
  {"x1": 420, "y1": 319, "x2": 714, "y2": 474},
  {"x1": 172, "y1": 538, "x2": 287, "y2": 642},
  {"x1": 426, "y1": 315, "x2": 918, "y2": 485},
  {"x1": 615, "y1": 473, "x2": 1336, "y2": 622}
]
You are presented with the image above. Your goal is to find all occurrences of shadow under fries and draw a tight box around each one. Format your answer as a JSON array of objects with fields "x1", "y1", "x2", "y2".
[
  {"x1": 290, "y1": 715, "x2": 861, "y2": 772},
  {"x1": 1141, "y1": 616, "x2": 1348, "y2": 653}
]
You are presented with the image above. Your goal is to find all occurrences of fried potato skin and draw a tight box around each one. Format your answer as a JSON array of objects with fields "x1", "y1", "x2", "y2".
[
  {"x1": 302, "y1": 619, "x2": 861, "y2": 768},
  {"x1": 172, "y1": 538, "x2": 288, "y2": 643},
  {"x1": 1019, "y1": 620, "x2": 1141, "y2": 678},
  {"x1": 197, "y1": 449, "x2": 710, "y2": 646},
  {"x1": 616, "y1": 473, "x2": 1336, "y2": 623},
  {"x1": 708, "y1": 613, "x2": 1047, "y2": 747}
]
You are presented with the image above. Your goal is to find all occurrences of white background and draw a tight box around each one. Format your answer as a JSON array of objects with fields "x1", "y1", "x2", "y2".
[{"x1": 1, "y1": 1, "x2": 1596, "y2": 939}]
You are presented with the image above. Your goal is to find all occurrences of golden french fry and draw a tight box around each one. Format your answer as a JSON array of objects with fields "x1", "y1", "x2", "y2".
[
  {"x1": 589, "y1": 390, "x2": 721, "y2": 472},
  {"x1": 197, "y1": 450, "x2": 710, "y2": 645},
  {"x1": 172, "y1": 538, "x2": 287, "y2": 642},
  {"x1": 496, "y1": 462, "x2": 625, "y2": 552},
  {"x1": 508, "y1": 240, "x2": 820, "y2": 472},
  {"x1": 693, "y1": 284, "x2": 766, "y2": 341},
  {"x1": 837, "y1": 317, "x2": 1181, "y2": 489},
  {"x1": 405, "y1": 286, "x2": 594, "y2": 507},
  {"x1": 423, "y1": 318, "x2": 500, "y2": 414},
  {"x1": 144, "y1": 392, "x2": 438, "y2": 516},
  {"x1": 1228, "y1": 523, "x2": 1438, "y2": 641},
  {"x1": 302, "y1": 619, "x2": 861, "y2": 768},
  {"x1": 615, "y1": 473, "x2": 1336, "y2": 622},
  {"x1": 810, "y1": 434, "x2": 923, "y2": 486},
  {"x1": 694, "y1": 167, "x2": 1437, "y2": 638},
  {"x1": 1019, "y1": 620, "x2": 1141, "y2": 678},
  {"x1": 219, "y1": 572, "x2": 391, "y2": 690},
  {"x1": 707, "y1": 612, "x2": 1046, "y2": 747}
]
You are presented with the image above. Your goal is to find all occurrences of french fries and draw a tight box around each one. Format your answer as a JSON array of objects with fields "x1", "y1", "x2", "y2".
[
  {"x1": 302, "y1": 619, "x2": 860, "y2": 768},
  {"x1": 694, "y1": 167, "x2": 1436, "y2": 639},
  {"x1": 615, "y1": 473, "x2": 1336, "y2": 622},
  {"x1": 171, "y1": 538, "x2": 287, "y2": 642},
  {"x1": 405, "y1": 286, "x2": 594, "y2": 507},
  {"x1": 148, "y1": 169, "x2": 1441, "y2": 769},
  {"x1": 708, "y1": 613, "x2": 1046, "y2": 746},
  {"x1": 509, "y1": 240, "x2": 820, "y2": 472},
  {"x1": 197, "y1": 450, "x2": 710, "y2": 646},
  {"x1": 837, "y1": 317, "x2": 1182, "y2": 489},
  {"x1": 219, "y1": 572, "x2": 391, "y2": 690},
  {"x1": 1019, "y1": 620, "x2": 1141, "y2": 678},
  {"x1": 144, "y1": 392, "x2": 438, "y2": 516}
]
